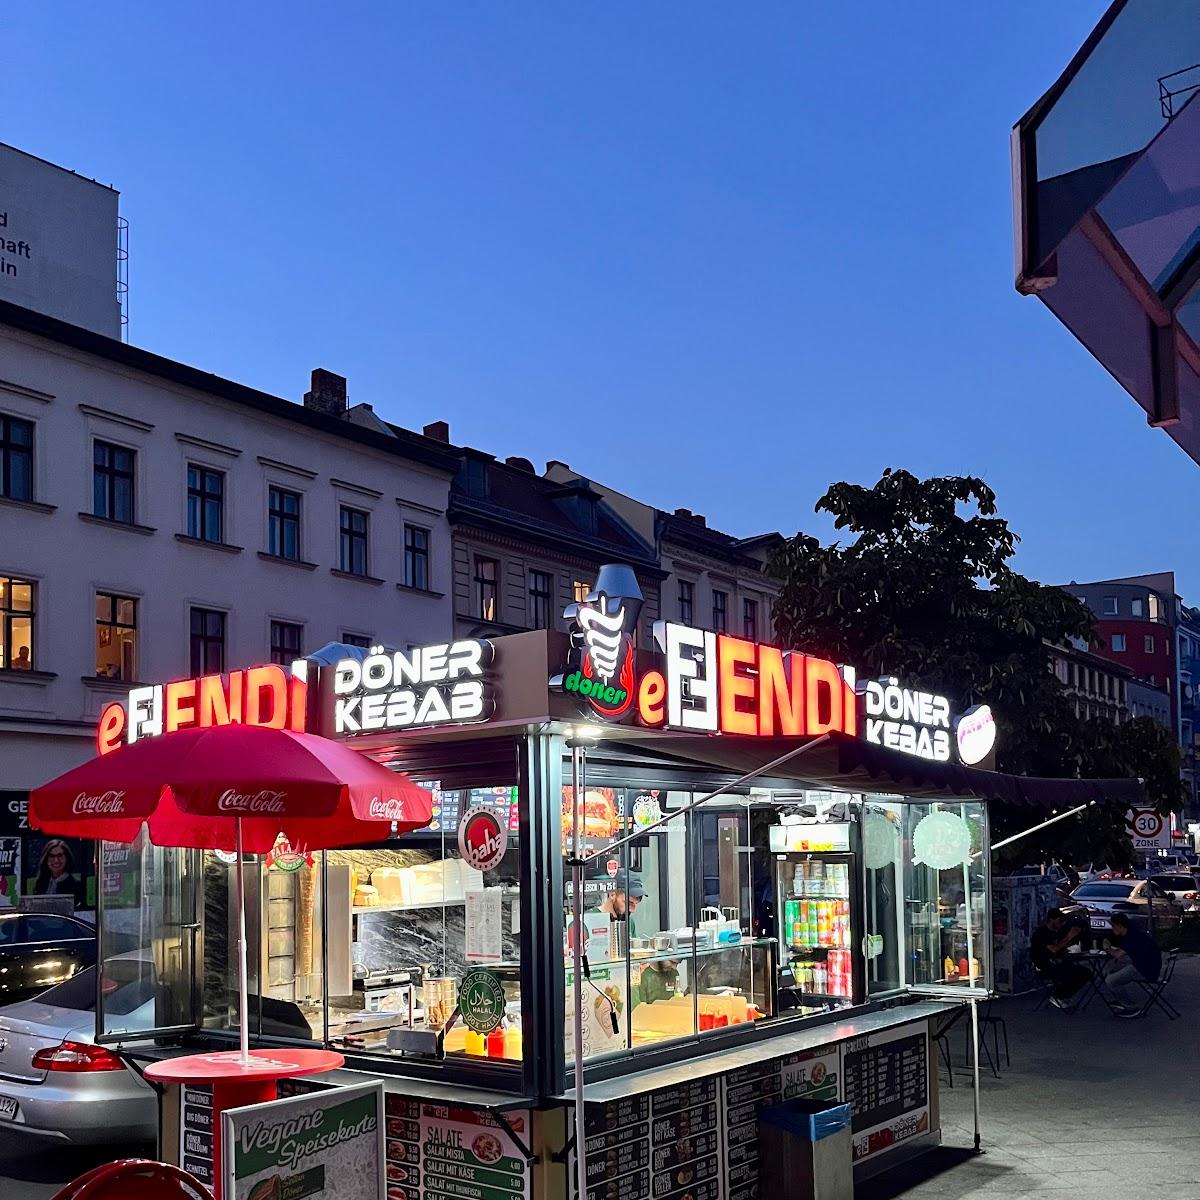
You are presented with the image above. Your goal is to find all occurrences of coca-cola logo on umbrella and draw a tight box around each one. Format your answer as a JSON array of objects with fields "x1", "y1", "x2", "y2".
[
  {"x1": 72, "y1": 790, "x2": 126, "y2": 816},
  {"x1": 367, "y1": 796, "x2": 406, "y2": 820},
  {"x1": 215, "y1": 789, "x2": 287, "y2": 814},
  {"x1": 457, "y1": 808, "x2": 507, "y2": 873}
]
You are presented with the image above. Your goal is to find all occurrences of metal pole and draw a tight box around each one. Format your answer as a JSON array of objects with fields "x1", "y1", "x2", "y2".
[
  {"x1": 571, "y1": 745, "x2": 588, "y2": 1200},
  {"x1": 981, "y1": 802, "x2": 1093, "y2": 856},
  {"x1": 235, "y1": 816, "x2": 250, "y2": 1064},
  {"x1": 578, "y1": 735, "x2": 831, "y2": 867},
  {"x1": 961, "y1": 804, "x2": 981, "y2": 1153},
  {"x1": 969, "y1": 996, "x2": 981, "y2": 1153}
]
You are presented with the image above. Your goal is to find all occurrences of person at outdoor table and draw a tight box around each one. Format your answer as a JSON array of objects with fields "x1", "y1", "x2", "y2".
[
  {"x1": 1031, "y1": 908, "x2": 1090, "y2": 1009},
  {"x1": 1105, "y1": 912, "x2": 1162, "y2": 1017}
]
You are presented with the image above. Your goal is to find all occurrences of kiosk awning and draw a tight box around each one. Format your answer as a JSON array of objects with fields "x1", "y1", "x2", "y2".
[{"x1": 603, "y1": 732, "x2": 1145, "y2": 811}]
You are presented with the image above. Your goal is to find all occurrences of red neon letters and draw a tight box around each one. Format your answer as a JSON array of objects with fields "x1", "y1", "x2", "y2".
[
  {"x1": 97, "y1": 665, "x2": 307, "y2": 755},
  {"x1": 636, "y1": 627, "x2": 857, "y2": 738}
]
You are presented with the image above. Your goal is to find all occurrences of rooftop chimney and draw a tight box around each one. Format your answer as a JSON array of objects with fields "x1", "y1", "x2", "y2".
[
  {"x1": 505, "y1": 455, "x2": 536, "y2": 473},
  {"x1": 423, "y1": 420, "x2": 450, "y2": 443},
  {"x1": 304, "y1": 368, "x2": 347, "y2": 417},
  {"x1": 674, "y1": 507, "x2": 692, "y2": 519}
]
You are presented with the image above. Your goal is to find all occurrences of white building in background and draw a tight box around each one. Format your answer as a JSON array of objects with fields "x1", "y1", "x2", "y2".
[
  {"x1": 0, "y1": 142, "x2": 124, "y2": 338},
  {"x1": 0, "y1": 300, "x2": 458, "y2": 871}
]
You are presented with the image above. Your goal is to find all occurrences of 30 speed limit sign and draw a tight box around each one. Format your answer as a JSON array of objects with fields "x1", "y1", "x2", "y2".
[{"x1": 1126, "y1": 808, "x2": 1170, "y2": 850}]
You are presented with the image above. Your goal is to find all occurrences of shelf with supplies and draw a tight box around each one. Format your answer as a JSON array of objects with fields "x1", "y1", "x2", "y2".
[
  {"x1": 586, "y1": 937, "x2": 778, "y2": 970},
  {"x1": 782, "y1": 892, "x2": 852, "y2": 902}
]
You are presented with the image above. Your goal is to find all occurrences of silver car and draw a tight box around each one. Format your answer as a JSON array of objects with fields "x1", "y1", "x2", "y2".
[
  {"x1": 0, "y1": 964, "x2": 155, "y2": 1143},
  {"x1": 1070, "y1": 879, "x2": 1185, "y2": 932},
  {"x1": 1149, "y1": 873, "x2": 1200, "y2": 910}
]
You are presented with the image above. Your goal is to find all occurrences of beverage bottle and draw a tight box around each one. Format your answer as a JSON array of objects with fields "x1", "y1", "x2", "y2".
[
  {"x1": 487, "y1": 1024, "x2": 507, "y2": 1057},
  {"x1": 503, "y1": 1022, "x2": 523, "y2": 1059}
]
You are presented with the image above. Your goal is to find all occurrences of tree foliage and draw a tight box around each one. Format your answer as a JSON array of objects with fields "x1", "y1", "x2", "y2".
[{"x1": 767, "y1": 469, "x2": 1185, "y2": 867}]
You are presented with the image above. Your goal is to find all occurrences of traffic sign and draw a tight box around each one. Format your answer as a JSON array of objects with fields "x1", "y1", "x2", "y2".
[{"x1": 1126, "y1": 808, "x2": 1170, "y2": 851}]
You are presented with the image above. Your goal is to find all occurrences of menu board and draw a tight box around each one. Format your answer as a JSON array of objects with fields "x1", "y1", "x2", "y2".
[
  {"x1": 575, "y1": 1077, "x2": 720, "y2": 1200},
  {"x1": 385, "y1": 1096, "x2": 531, "y2": 1200},
  {"x1": 841, "y1": 1022, "x2": 930, "y2": 1163},
  {"x1": 179, "y1": 1084, "x2": 214, "y2": 1189},
  {"x1": 469, "y1": 787, "x2": 520, "y2": 835},
  {"x1": 576, "y1": 1038, "x2": 852, "y2": 1200}
]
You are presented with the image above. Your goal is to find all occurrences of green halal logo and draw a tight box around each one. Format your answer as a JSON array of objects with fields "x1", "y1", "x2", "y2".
[{"x1": 458, "y1": 968, "x2": 506, "y2": 1034}]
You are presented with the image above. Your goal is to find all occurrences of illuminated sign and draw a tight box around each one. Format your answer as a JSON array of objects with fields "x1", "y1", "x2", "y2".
[
  {"x1": 97, "y1": 663, "x2": 308, "y2": 755},
  {"x1": 956, "y1": 704, "x2": 996, "y2": 766},
  {"x1": 458, "y1": 807, "x2": 507, "y2": 872},
  {"x1": 332, "y1": 641, "x2": 495, "y2": 736},
  {"x1": 636, "y1": 627, "x2": 857, "y2": 738},
  {"x1": 555, "y1": 565, "x2": 643, "y2": 720},
  {"x1": 861, "y1": 678, "x2": 951, "y2": 762}
]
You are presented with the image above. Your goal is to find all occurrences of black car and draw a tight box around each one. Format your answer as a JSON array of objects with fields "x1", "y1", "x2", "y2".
[{"x1": 0, "y1": 911, "x2": 95, "y2": 1004}]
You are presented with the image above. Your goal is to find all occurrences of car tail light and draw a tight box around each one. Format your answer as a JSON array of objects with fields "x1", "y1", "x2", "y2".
[
  {"x1": 1186, "y1": 892, "x2": 1198, "y2": 902},
  {"x1": 32, "y1": 1041, "x2": 125, "y2": 1072}
]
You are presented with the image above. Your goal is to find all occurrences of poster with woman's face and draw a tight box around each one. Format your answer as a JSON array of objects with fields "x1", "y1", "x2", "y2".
[{"x1": 23, "y1": 836, "x2": 94, "y2": 909}]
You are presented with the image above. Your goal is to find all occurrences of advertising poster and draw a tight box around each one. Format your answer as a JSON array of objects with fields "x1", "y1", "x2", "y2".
[
  {"x1": 384, "y1": 1095, "x2": 531, "y2": 1200},
  {"x1": 21, "y1": 834, "x2": 94, "y2": 910},
  {"x1": 224, "y1": 1082, "x2": 385, "y2": 1200},
  {"x1": 841, "y1": 1022, "x2": 930, "y2": 1163},
  {"x1": 0, "y1": 838, "x2": 20, "y2": 908}
]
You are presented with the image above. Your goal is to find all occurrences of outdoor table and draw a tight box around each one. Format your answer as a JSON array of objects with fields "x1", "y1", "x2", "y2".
[
  {"x1": 1070, "y1": 949, "x2": 1111, "y2": 1011},
  {"x1": 144, "y1": 1048, "x2": 344, "y2": 1200}
]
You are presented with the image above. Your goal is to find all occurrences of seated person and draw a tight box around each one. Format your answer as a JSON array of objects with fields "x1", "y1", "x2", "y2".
[
  {"x1": 1030, "y1": 908, "x2": 1090, "y2": 1009},
  {"x1": 1105, "y1": 913, "x2": 1162, "y2": 1018}
]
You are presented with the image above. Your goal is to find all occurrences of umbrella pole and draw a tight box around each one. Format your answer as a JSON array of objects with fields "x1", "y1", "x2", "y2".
[{"x1": 236, "y1": 816, "x2": 250, "y2": 1064}]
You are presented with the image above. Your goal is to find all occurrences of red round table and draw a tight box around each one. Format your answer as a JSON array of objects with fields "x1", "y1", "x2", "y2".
[{"x1": 145, "y1": 1049, "x2": 344, "y2": 1200}]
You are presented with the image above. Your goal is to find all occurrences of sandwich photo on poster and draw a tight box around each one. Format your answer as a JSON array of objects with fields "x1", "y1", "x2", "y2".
[{"x1": 561, "y1": 787, "x2": 623, "y2": 850}]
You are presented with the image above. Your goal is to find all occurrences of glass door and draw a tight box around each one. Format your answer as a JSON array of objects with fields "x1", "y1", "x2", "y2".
[{"x1": 96, "y1": 834, "x2": 202, "y2": 1042}]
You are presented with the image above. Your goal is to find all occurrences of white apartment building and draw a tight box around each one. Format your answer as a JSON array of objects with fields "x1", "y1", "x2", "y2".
[{"x1": 0, "y1": 300, "x2": 457, "y2": 847}]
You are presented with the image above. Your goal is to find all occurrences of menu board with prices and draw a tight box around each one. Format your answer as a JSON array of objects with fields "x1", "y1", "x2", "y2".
[
  {"x1": 469, "y1": 787, "x2": 520, "y2": 835},
  {"x1": 841, "y1": 1022, "x2": 930, "y2": 1163},
  {"x1": 179, "y1": 1084, "x2": 214, "y2": 1189},
  {"x1": 577, "y1": 1078, "x2": 719, "y2": 1200},
  {"x1": 385, "y1": 1095, "x2": 531, "y2": 1200}
]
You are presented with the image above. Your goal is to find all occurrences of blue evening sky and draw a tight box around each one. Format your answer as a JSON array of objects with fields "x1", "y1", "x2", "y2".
[{"x1": 10, "y1": 3, "x2": 1191, "y2": 595}]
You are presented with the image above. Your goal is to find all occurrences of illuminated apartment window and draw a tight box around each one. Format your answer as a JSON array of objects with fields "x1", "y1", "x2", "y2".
[
  {"x1": 475, "y1": 558, "x2": 498, "y2": 622},
  {"x1": 95, "y1": 592, "x2": 137, "y2": 680}
]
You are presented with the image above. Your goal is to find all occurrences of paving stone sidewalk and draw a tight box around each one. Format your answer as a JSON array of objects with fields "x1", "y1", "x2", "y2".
[{"x1": 872, "y1": 955, "x2": 1200, "y2": 1198}]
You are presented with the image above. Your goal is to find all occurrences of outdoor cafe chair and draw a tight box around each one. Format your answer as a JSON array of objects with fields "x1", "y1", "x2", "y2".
[{"x1": 1130, "y1": 949, "x2": 1181, "y2": 1021}]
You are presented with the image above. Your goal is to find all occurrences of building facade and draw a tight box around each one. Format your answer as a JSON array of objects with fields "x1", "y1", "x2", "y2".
[
  {"x1": 0, "y1": 301, "x2": 459, "y2": 900},
  {"x1": 1047, "y1": 637, "x2": 1130, "y2": 723},
  {"x1": 543, "y1": 463, "x2": 781, "y2": 642},
  {"x1": 436, "y1": 443, "x2": 664, "y2": 645}
]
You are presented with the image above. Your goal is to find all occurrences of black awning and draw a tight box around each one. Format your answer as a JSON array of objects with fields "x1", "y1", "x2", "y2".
[{"x1": 599, "y1": 732, "x2": 1144, "y2": 811}]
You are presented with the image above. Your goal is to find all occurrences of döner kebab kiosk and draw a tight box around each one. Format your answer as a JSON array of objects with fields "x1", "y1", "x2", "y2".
[{"x1": 62, "y1": 565, "x2": 1139, "y2": 1200}]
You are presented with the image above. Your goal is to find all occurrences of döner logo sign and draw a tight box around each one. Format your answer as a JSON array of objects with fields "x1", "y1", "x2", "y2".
[
  {"x1": 332, "y1": 640, "x2": 495, "y2": 736},
  {"x1": 555, "y1": 565, "x2": 643, "y2": 720}
]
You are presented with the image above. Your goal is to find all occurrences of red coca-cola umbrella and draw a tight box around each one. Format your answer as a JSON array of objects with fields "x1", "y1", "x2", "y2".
[{"x1": 31, "y1": 724, "x2": 432, "y2": 1063}]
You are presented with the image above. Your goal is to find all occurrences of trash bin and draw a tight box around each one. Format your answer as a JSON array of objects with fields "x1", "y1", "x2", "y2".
[{"x1": 758, "y1": 1098, "x2": 853, "y2": 1200}]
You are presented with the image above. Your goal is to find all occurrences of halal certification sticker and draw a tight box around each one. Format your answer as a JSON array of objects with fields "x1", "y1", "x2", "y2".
[{"x1": 458, "y1": 968, "x2": 506, "y2": 1034}]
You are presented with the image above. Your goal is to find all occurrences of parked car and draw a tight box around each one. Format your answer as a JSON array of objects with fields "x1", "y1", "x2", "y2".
[
  {"x1": 0, "y1": 961, "x2": 156, "y2": 1143},
  {"x1": 1148, "y1": 873, "x2": 1200, "y2": 909},
  {"x1": 1069, "y1": 879, "x2": 1185, "y2": 931},
  {"x1": 0, "y1": 912, "x2": 96, "y2": 1005}
]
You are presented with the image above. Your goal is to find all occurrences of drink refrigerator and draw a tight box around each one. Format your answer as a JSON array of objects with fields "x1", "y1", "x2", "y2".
[{"x1": 770, "y1": 821, "x2": 860, "y2": 1011}]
